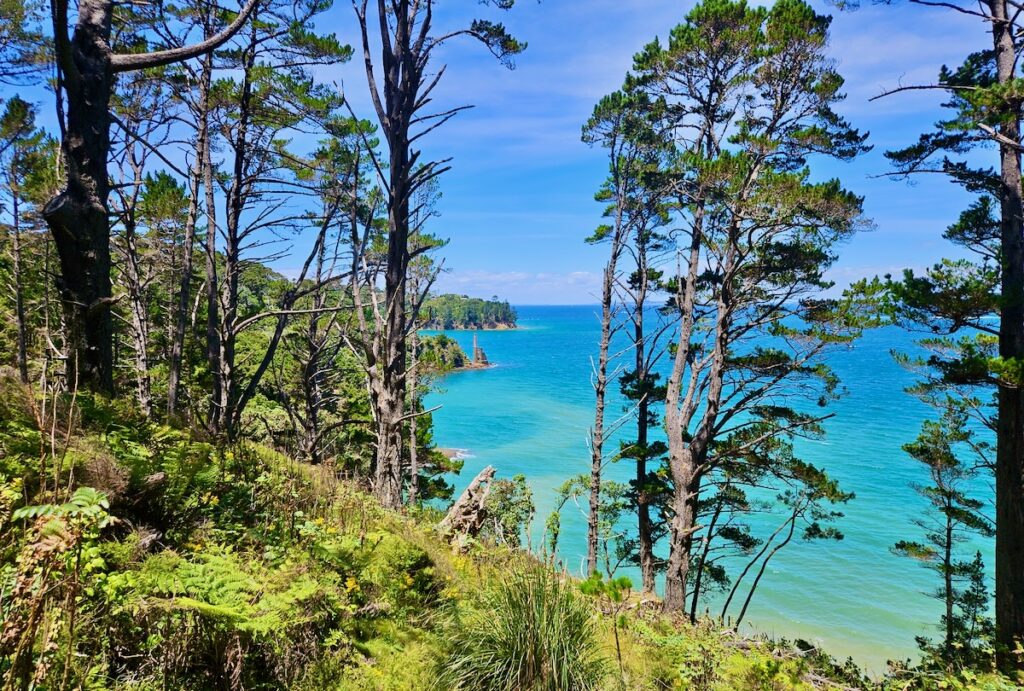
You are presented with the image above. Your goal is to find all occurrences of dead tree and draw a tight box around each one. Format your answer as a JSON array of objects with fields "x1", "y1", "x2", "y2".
[
  {"x1": 350, "y1": 0, "x2": 523, "y2": 509},
  {"x1": 109, "y1": 70, "x2": 175, "y2": 417},
  {"x1": 581, "y1": 90, "x2": 650, "y2": 576}
]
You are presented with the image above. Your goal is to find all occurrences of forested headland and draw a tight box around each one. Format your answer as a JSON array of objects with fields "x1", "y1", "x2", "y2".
[
  {"x1": 0, "y1": 0, "x2": 1022, "y2": 689},
  {"x1": 422, "y1": 294, "x2": 518, "y2": 330}
]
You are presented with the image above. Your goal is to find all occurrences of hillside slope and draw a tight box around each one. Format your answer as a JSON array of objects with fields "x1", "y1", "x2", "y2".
[{"x1": 0, "y1": 377, "x2": 1014, "y2": 690}]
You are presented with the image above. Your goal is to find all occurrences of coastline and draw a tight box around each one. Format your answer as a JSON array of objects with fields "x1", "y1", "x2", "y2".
[
  {"x1": 423, "y1": 306, "x2": 968, "y2": 673},
  {"x1": 424, "y1": 323, "x2": 517, "y2": 331},
  {"x1": 454, "y1": 361, "x2": 494, "y2": 372}
]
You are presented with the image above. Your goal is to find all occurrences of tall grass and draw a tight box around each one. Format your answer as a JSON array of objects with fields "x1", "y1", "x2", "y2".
[{"x1": 437, "y1": 568, "x2": 607, "y2": 690}]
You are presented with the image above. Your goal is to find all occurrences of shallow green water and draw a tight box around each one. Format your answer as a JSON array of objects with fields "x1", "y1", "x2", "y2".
[{"x1": 423, "y1": 305, "x2": 994, "y2": 671}]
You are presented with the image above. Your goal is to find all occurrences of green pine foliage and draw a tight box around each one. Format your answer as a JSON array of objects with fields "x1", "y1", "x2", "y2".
[{"x1": 891, "y1": 403, "x2": 997, "y2": 677}]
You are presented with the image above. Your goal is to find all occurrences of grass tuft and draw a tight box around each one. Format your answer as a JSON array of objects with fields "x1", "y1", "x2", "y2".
[{"x1": 437, "y1": 567, "x2": 607, "y2": 690}]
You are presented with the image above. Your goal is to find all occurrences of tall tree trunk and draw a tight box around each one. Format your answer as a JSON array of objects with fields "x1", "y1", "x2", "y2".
[
  {"x1": 12, "y1": 193, "x2": 29, "y2": 383},
  {"x1": 303, "y1": 317, "x2": 324, "y2": 466},
  {"x1": 408, "y1": 326, "x2": 419, "y2": 505},
  {"x1": 373, "y1": 378, "x2": 404, "y2": 508},
  {"x1": 299, "y1": 224, "x2": 329, "y2": 465},
  {"x1": 166, "y1": 180, "x2": 197, "y2": 417},
  {"x1": 373, "y1": 65, "x2": 411, "y2": 511},
  {"x1": 944, "y1": 508, "x2": 955, "y2": 661},
  {"x1": 43, "y1": 0, "x2": 115, "y2": 393},
  {"x1": 167, "y1": 64, "x2": 208, "y2": 416},
  {"x1": 663, "y1": 462, "x2": 699, "y2": 611},
  {"x1": 662, "y1": 205, "x2": 705, "y2": 611},
  {"x1": 375, "y1": 203, "x2": 407, "y2": 507},
  {"x1": 664, "y1": 219, "x2": 732, "y2": 613},
  {"x1": 218, "y1": 232, "x2": 238, "y2": 439},
  {"x1": 632, "y1": 241, "x2": 656, "y2": 594},
  {"x1": 636, "y1": 412, "x2": 656, "y2": 593},
  {"x1": 588, "y1": 260, "x2": 617, "y2": 575},
  {"x1": 122, "y1": 221, "x2": 152, "y2": 416},
  {"x1": 202, "y1": 102, "x2": 221, "y2": 433},
  {"x1": 215, "y1": 39, "x2": 256, "y2": 440},
  {"x1": 991, "y1": 0, "x2": 1024, "y2": 670}
]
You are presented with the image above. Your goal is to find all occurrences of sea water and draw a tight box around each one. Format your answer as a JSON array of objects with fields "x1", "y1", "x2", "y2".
[{"x1": 422, "y1": 305, "x2": 995, "y2": 671}]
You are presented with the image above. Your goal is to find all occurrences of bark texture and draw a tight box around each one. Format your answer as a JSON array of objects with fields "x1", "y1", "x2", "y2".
[
  {"x1": 44, "y1": 0, "x2": 256, "y2": 393},
  {"x1": 45, "y1": 0, "x2": 116, "y2": 392},
  {"x1": 990, "y1": 0, "x2": 1024, "y2": 667}
]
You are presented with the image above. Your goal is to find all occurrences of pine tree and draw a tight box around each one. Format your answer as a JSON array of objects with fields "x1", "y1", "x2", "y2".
[
  {"x1": 870, "y1": 1, "x2": 1024, "y2": 668},
  {"x1": 893, "y1": 403, "x2": 995, "y2": 671},
  {"x1": 630, "y1": 0, "x2": 869, "y2": 613}
]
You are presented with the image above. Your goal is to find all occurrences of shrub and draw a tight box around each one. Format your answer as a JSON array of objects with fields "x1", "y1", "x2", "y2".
[{"x1": 437, "y1": 568, "x2": 607, "y2": 691}]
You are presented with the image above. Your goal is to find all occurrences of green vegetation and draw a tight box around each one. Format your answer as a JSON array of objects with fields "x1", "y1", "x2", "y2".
[
  {"x1": 422, "y1": 294, "x2": 518, "y2": 330},
  {"x1": 892, "y1": 404, "x2": 996, "y2": 674},
  {"x1": 438, "y1": 568, "x2": 607, "y2": 691},
  {"x1": 416, "y1": 334, "x2": 472, "y2": 372},
  {"x1": 3, "y1": 380, "x2": 1015, "y2": 689},
  {"x1": 0, "y1": 383, "x2": 465, "y2": 690},
  {"x1": 0, "y1": 0, "x2": 1023, "y2": 686}
]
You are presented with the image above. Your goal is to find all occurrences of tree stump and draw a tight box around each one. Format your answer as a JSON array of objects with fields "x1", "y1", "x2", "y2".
[{"x1": 438, "y1": 465, "x2": 496, "y2": 550}]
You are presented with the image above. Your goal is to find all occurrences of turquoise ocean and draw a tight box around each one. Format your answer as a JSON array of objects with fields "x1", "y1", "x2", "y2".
[{"x1": 423, "y1": 305, "x2": 995, "y2": 672}]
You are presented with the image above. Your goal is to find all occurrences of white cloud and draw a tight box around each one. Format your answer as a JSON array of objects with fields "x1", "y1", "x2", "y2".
[{"x1": 434, "y1": 269, "x2": 602, "y2": 304}]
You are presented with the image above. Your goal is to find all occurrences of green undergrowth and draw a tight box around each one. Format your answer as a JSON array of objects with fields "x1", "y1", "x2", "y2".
[{"x1": 0, "y1": 382, "x2": 1018, "y2": 690}]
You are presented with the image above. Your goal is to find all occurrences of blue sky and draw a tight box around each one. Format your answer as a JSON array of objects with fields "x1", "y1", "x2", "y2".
[
  {"x1": 315, "y1": 0, "x2": 983, "y2": 304},
  {"x1": 15, "y1": 1, "x2": 984, "y2": 305}
]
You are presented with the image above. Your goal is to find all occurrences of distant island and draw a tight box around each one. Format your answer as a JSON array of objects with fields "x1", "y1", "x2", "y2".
[{"x1": 422, "y1": 294, "x2": 517, "y2": 330}]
